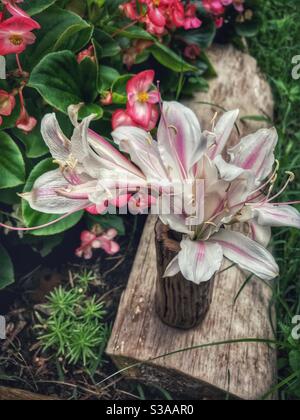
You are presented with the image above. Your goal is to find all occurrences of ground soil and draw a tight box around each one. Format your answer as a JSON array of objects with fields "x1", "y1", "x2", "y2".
[{"x1": 0, "y1": 215, "x2": 171, "y2": 400}]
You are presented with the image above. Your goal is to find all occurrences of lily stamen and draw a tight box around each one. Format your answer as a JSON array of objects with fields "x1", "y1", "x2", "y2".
[{"x1": 266, "y1": 171, "x2": 295, "y2": 204}]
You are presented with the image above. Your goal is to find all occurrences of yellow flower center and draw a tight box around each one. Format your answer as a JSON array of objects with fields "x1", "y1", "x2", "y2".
[
  {"x1": 9, "y1": 34, "x2": 23, "y2": 46},
  {"x1": 153, "y1": 0, "x2": 160, "y2": 6},
  {"x1": 0, "y1": 98, "x2": 9, "y2": 110},
  {"x1": 138, "y1": 92, "x2": 149, "y2": 103}
]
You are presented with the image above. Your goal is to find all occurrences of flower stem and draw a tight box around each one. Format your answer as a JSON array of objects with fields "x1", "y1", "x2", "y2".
[{"x1": 16, "y1": 54, "x2": 23, "y2": 75}]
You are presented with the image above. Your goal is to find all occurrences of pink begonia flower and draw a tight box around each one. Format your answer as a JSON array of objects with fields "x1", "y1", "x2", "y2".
[
  {"x1": 184, "y1": 44, "x2": 201, "y2": 60},
  {"x1": 119, "y1": 1, "x2": 140, "y2": 21},
  {"x1": 85, "y1": 194, "x2": 132, "y2": 215},
  {"x1": 202, "y1": 0, "x2": 244, "y2": 16},
  {"x1": 0, "y1": 16, "x2": 38, "y2": 55},
  {"x1": 183, "y1": 4, "x2": 202, "y2": 30},
  {"x1": 120, "y1": 0, "x2": 201, "y2": 35},
  {"x1": 76, "y1": 228, "x2": 120, "y2": 259},
  {"x1": 2, "y1": 0, "x2": 41, "y2": 29},
  {"x1": 112, "y1": 109, "x2": 139, "y2": 130},
  {"x1": 77, "y1": 45, "x2": 95, "y2": 64},
  {"x1": 101, "y1": 91, "x2": 113, "y2": 106},
  {"x1": 0, "y1": 89, "x2": 16, "y2": 125},
  {"x1": 123, "y1": 40, "x2": 154, "y2": 69},
  {"x1": 126, "y1": 70, "x2": 160, "y2": 129},
  {"x1": 16, "y1": 88, "x2": 37, "y2": 133},
  {"x1": 112, "y1": 106, "x2": 159, "y2": 131}
]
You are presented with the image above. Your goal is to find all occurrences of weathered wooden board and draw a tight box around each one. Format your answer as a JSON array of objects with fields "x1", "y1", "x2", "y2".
[
  {"x1": 106, "y1": 45, "x2": 277, "y2": 400},
  {"x1": 0, "y1": 386, "x2": 59, "y2": 400}
]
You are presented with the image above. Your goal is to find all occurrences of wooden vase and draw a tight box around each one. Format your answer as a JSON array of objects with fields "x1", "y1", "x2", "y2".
[{"x1": 155, "y1": 220, "x2": 214, "y2": 330}]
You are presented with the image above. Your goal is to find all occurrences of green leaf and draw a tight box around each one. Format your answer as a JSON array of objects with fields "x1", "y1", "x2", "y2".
[
  {"x1": 22, "y1": 0, "x2": 58, "y2": 15},
  {"x1": 54, "y1": 24, "x2": 93, "y2": 53},
  {"x1": 93, "y1": 29, "x2": 121, "y2": 58},
  {"x1": 11, "y1": 99, "x2": 49, "y2": 159},
  {"x1": 78, "y1": 57, "x2": 98, "y2": 103},
  {"x1": 78, "y1": 104, "x2": 103, "y2": 120},
  {"x1": 0, "y1": 132, "x2": 25, "y2": 189},
  {"x1": 177, "y1": 20, "x2": 216, "y2": 49},
  {"x1": 150, "y1": 43, "x2": 197, "y2": 73},
  {"x1": 289, "y1": 350, "x2": 300, "y2": 376},
  {"x1": 111, "y1": 74, "x2": 132, "y2": 104},
  {"x1": 0, "y1": 244, "x2": 15, "y2": 290},
  {"x1": 240, "y1": 115, "x2": 272, "y2": 123},
  {"x1": 98, "y1": 65, "x2": 120, "y2": 91},
  {"x1": 22, "y1": 159, "x2": 84, "y2": 236},
  {"x1": 23, "y1": 6, "x2": 92, "y2": 69},
  {"x1": 12, "y1": 127, "x2": 49, "y2": 159},
  {"x1": 199, "y1": 51, "x2": 217, "y2": 78},
  {"x1": 107, "y1": 25, "x2": 155, "y2": 41},
  {"x1": 0, "y1": 187, "x2": 21, "y2": 205},
  {"x1": 29, "y1": 51, "x2": 97, "y2": 114},
  {"x1": 235, "y1": 15, "x2": 262, "y2": 38}
]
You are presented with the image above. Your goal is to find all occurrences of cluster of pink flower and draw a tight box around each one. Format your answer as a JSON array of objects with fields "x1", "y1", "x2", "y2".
[
  {"x1": 202, "y1": 0, "x2": 244, "y2": 27},
  {"x1": 76, "y1": 228, "x2": 120, "y2": 260},
  {"x1": 120, "y1": 0, "x2": 202, "y2": 36},
  {"x1": 0, "y1": 0, "x2": 39, "y2": 131},
  {"x1": 112, "y1": 70, "x2": 160, "y2": 131}
]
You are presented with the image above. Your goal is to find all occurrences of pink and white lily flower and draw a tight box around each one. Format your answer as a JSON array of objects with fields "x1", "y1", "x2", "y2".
[
  {"x1": 112, "y1": 101, "x2": 300, "y2": 284},
  {"x1": 23, "y1": 101, "x2": 300, "y2": 286},
  {"x1": 22, "y1": 105, "x2": 147, "y2": 215}
]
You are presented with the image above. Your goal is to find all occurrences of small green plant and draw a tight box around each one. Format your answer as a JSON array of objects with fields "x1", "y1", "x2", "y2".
[{"x1": 35, "y1": 270, "x2": 110, "y2": 370}]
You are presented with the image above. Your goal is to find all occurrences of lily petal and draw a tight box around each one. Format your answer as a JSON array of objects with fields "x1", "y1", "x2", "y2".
[
  {"x1": 41, "y1": 114, "x2": 71, "y2": 162},
  {"x1": 112, "y1": 126, "x2": 168, "y2": 183},
  {"x1": 248, "y1": 220, "x2": 272, "y2": 247},
  {"x1": 164, "y1": 255, "x2": 181, "y2": 278},
  {"x1": 195, "y1": 154, "x2": 218, "y2": 188},
  {"x1": 253, "y1": 203, "x2": 300, "y2": 228},
  {"x1": 228, "y1": 127, "x2": 278, "y2": 183},
  {"x1": 23, "y1": 170, "x2": 89, "y2": 214},
  {"x1": 159, "y1": 214, "x2": 192, "y2": 236},
  {"x1": 88, "y1": 129, "x2": 143, "y2": 178},
  {"x1": 208, "y1": 109, "x2": 239, "y2": 159},
  {"x1": 178, "y1": 238, "x2": 223, "y2": 284},
  {"x1": 157, "y1": 101, "x2": 203, "y2": 180},
  {"x1": 214, "y1": 155, "x2": 252, "y2": 182},
  {"x1": 211, "y1": 229, "x2": 279, "y2": 281}
]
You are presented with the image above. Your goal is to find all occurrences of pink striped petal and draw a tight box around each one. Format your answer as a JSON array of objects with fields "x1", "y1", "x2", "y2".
[
  {"x1": 248, "y1": 220, "x2": 272, "y2": 247},
  {"x1": 228, "y1": 127, "x2": 278, "y2": 183},
  {"x1": 88, "y1": 128, "x2": 143, "y2": 178},
  {"x1": 178, "y1": 238, "x2": 223, "y2": 284},
  {"x1": 23, "y1": 170, "x2": 89, "y2": 214},
  {"x1": 112, "y1": 126, "x2": 168, "y2": 182},
  {"x1": 253, "y1": 203, "x2": 300, "y2": 228},
  {"x1": 211, "y1": 229, "x2": 279, "y2": 281},
  {"x1": 41, "y1": 114, "x2": 71, "y2": 162},
  {"x1": 157, "y1": 102, "x2": 203, "y2": 180},
  {"x1": 208, "y1": 109, "x2": 239, "y2": 159}
]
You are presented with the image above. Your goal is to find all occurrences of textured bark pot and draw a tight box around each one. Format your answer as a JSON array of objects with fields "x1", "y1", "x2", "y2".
[{"x1": 155, "y1": 220, "x2": 215, "y2": 330}]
